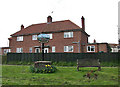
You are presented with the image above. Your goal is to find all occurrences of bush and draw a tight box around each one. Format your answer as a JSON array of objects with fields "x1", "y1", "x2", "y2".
[{"x1": 30, "y1": 64, "x2": 57, "y2": 73}]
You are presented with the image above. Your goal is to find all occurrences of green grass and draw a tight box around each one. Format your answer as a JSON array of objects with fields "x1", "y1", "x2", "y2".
[
  {"x1": 0, "y1": 65, "x2": 2, "y2": 86},
  {"x1": 2, "y1": 65, "x2": 119, "y2": 85}
]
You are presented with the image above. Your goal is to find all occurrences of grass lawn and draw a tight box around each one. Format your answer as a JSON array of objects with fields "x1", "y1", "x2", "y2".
[{"x1": 2, "y1": 65, "x2": 118, "y2": 85}]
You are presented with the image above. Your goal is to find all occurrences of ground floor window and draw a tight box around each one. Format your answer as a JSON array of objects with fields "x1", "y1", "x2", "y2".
[
  {"x1": 29, "y1": 47, "x2": 32, "y2": 53},
  {"x1": 52, "y1": 46, "x2": 55, "y2": 52},
  {"x1": 4, "y1": 49, "x2": 11, "y2": 54},
  {"x1": 64, "y1": 46, "x2": 73, "y2": 52},
  {"x1": 87, "y1": 46, "x2": 95, "y2": 52},
  {"x1": 16, "y1": 48, "x2": 23, "y2": 53}
]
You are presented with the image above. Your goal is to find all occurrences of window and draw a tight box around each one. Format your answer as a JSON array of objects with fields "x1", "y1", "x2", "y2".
[
  {"x1": 47, "y1": 34, "x2": 52, "y2": 39},
  {"x1": 3, "y1": 49, "x2": 11, "y2": 54},
  {"x1": 64, "y1": 46, "x2": 73, "y2": 52},
  {"x1": 32, "y1": 35, "x2": 37, "y2": 40},
  {"x1": 52, "y1": 46, "x2": 55, "y2": 52},
  {"x1": 17, "y1": 36, "x2": 23, "y2": 41},
  {"x1": 87, "y1": 46, "x2": 95, "y2": 52},
  {"x1": 16, "y1": 48, "x2": 23, "y2": 53},
  {"x1": 29, "y1": 47, "x2": 32, "y2": 53},
  {"x1": 64, "y1": 32, "x2": 73, "y2": 38},
  {"x1": 35, "y1": 48, "x2": 40, "y2": 53}
]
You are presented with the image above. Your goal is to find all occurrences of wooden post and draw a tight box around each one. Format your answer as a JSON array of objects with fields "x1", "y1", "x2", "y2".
[{"x1": 42, "y1": 43, "x2": 44, "y2": 61}]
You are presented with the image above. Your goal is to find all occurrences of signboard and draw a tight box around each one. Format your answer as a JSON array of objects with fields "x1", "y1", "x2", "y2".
[{"x1": 37, "y1": 34, "x2": 50, "y2": 43}]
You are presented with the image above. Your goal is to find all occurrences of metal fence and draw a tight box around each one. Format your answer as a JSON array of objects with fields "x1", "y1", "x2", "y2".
[{"x1": 7, "y1": 53, "x2": 119, "y2": 63}]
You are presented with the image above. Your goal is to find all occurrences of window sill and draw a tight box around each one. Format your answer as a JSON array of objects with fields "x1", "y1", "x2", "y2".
[
  {"x1": 17, "y1": 41, "x2": 23, "y2": 42},
  {"x1": 64, "y1": 37, "x2": 73, "y2": 39}
]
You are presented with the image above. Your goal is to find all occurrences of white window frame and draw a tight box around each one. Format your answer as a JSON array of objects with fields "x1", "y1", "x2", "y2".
[
  {"x1": 47, "y1": 34, "x2": 53, "y2": 39},
  {"x1": 35, "y1": 48, "x2": 40, "y2": 53},
  {"x1": 17, "y1": 36, "x2": 23, "y2": 41},
  {"x1": 87, "y1": 46, "x2": 95, "y2": 52},
  {"x1": 32, "y1": 35, "x2": 38, "y2": 40},
  {"x1": 3, "y1": 49, "x2": 11, "y2": 54},
  {"x1": 29, "y1": 47, "x2": 32, "y2": 53},
  {"x1": 64, "y1": 46, "x2": 73, "y2": 52},
  {"x1": 16, "y1": 48, "x2": 23, "y2": 53},
  {"x1": 52, "y1": 46, "x2": 55, "y2": 52},
  {"x1": 64, "y1": 32, "x2": 73, "y2": 38}
]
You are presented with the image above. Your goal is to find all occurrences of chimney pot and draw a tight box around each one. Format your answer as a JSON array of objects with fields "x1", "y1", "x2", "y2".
[{"x1": 47, "y1": 16, "x2": 52, "y2": 24}]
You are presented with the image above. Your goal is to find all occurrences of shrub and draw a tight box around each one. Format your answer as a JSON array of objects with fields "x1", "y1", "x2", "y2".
[{"x1": 29, "y1": 64, "x2": 57, "y2": 73}]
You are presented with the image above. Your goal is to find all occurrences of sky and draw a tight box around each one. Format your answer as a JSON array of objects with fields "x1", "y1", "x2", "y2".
[{"x1": 0, "y1": 0, "x2": 119, "y2": 47}]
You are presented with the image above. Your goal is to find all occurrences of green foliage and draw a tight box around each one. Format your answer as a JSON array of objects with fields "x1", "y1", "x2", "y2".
[
  {"x1": 29, "y1": 65, "x2": 35, "y2": 73},
  {"x1": 30, "y1": 64, "x2": 57, "y2": 73}
]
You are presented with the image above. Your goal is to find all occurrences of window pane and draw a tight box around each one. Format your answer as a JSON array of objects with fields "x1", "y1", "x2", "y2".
[
  {"x1": 91, "y1": 46, "x2": 95, "y2": 51},
  {"x1": 70, "y1": 32, "x2": 73, "y2": 37},
  {"x1": 68, "y1": 46, "x2": 73, "y2": 52},
  {"x1": 64, "y1": 46, "x2": 67, "y2": 52},
  {"x1": 64, "y1": 32, "x2": 73, "y2": 38},
  {"x1": 88, "y1": 46, "x2": 90, "y2": 51},
  {"x1": 29, "y1": 47, "x2": 32, "y2": 53},
  {"x1": 64, "y1": 32, "x2": 68, "y2": 38},
  {"x1": 17, "y1": 36, "x2": 23, "y2": 41},
  {"x1": 16, "y1": 48, "x2": 19, "y2": 53},
  {"x1": 32, "y1": 35, "x2": 37, "y2": 40},
  {"x1": 52, "y1": 46, "x2": 55, "y2": 52}
]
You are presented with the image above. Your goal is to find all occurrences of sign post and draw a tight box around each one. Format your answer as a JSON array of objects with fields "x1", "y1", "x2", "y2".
[{"x1": 37, "y1": 34, "x2": 50, "y2": 61}]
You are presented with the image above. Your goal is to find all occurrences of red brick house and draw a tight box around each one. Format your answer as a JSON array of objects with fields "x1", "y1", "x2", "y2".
[
  {"x1": 7, "y1": 16, "x2": 110, "y2": 53},
  {"x1": 8, "y1": 16, "x2": 89, "y2": 53}
]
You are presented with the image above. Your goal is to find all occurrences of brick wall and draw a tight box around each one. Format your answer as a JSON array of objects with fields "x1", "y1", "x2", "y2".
[{"x1": 9, "y1": 31, "x2": 88, "y2": 53}]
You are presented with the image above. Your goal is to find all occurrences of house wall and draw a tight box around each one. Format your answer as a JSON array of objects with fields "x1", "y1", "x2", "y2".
[
  {"x1": 9, "y1": 31, "x2": 88, "y2": 53},
  {"x1": 81, "y1": 32, "x2": 88, "y2": 53},
  {"x1": 83, "y1": 44, "x2": 108, "y2": 53},
  {"x1": 98, "y1": 44, "x2": 108, "y2": 52}
]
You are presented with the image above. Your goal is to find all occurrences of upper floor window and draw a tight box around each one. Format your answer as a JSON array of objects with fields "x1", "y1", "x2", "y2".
[
  {"x1": 87, "y1": 46, "x2": 95, "y2": 52},
  {"x1": 32, "y1": 35, "x2": 38, "y2": 40},
  {"x1": 64, "y1": 46, "x2": 73, "y2": 52},
  {"x1": 47, "y1": 34, "x2": 52, "y2": 39},
  {"x1": 16, "y1": 48, "x2": 23, "y2": 53},
  {"x1": 17, "y1": 36, "x2": 23, "y2": 41},
  {"x1": 64, "y1": 32, "x2": 73, "y2": 38}
]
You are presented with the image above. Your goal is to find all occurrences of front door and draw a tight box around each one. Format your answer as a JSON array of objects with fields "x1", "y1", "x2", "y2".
[{"x1": 44, "y1": 48, "x2": 49, "y2": 53}]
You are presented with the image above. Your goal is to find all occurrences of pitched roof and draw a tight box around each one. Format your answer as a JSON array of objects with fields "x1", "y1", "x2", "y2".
[{"x1": 11, "y1": 20, "x2": 88, "y2": 36}]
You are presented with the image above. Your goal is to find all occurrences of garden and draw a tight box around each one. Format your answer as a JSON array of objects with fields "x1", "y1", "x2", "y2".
[
  {"x1": 2, "y1": 65, "x2": 119, "y2": 85},
  {"x1": 1, "y1": 53, "x2": 119, "y2": 86}
]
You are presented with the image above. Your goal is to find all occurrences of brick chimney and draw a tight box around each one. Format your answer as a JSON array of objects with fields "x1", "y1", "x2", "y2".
[
  {"x1": 47, "y1": 16, "x2": 52, "y2": 24},
  {"x1": 21, "y1": 24, "x2": 24, "y2": 30},
  {"x1": 81, "y1": 16, "x2": 85, "y2": 31},
  {"x1": 93, "y1": 39, "x2": 96, "y2": 43}
]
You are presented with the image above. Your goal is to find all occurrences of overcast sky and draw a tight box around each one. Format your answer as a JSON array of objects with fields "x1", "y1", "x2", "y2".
[{"x1": 0, "y1": 0, "x2": 119, "y2": 47}]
